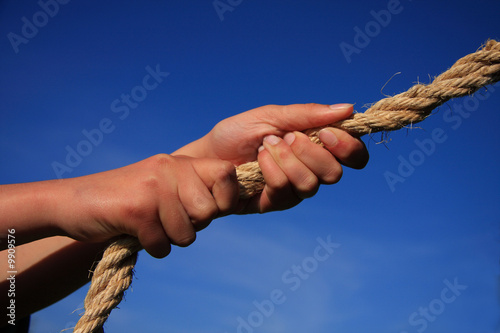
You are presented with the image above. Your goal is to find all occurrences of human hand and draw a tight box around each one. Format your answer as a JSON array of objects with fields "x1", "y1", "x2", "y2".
[
  {"x1": 57, "y1": 154, "x2": 238, "y2": 258},
  {"x1": 174, "y1": 103, "x2": 369, "y2": 213}
]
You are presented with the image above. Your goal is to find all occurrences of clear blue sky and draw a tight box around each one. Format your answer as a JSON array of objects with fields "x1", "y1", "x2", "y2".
[{"x1": 1, "y1": 1, "x2": 499, "y2": 332}]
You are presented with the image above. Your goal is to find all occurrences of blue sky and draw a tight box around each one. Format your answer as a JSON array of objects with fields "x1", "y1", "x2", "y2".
[{"x1": 1, "y1": 1, "x2": 499, "y2": 332}]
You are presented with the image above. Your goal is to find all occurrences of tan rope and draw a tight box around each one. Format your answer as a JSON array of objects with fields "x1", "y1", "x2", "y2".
[
  {"x1": 74, "y1": 237, "x2": 141, "y2": 333},
  {"x1": 73, "y1": 40, "x2": 500, "y2": 332}
]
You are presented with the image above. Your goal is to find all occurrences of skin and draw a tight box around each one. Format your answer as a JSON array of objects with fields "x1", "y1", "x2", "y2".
[{"x1": 0, "y1": 103, "x2": 368, "y2": 325}]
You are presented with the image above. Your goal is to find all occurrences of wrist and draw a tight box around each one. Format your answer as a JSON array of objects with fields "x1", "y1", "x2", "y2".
[
  {"x1": 0, "y1": 180, "x2": 71, "y2": 246},
  {"x1": 171, "y1": 134, "x2": 213, "y2": 158}
]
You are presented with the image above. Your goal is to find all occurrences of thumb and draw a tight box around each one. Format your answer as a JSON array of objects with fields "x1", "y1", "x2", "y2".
[{"x1": 261, "y1": 103, "x2": 354, "y2": 132}]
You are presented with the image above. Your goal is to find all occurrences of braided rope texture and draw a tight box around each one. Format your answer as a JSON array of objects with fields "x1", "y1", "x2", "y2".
[
  {"x1": 73, "y1": 40, "x2": 500, "y2": 332},
  {"x1": 73, "y1": 238, "x2": 141, "y2": 333}
]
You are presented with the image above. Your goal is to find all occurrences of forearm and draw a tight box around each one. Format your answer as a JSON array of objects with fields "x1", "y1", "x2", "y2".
[
  {"x1": 0, "y1": 181, "x2": 71, "y2": 248},
  {"x1": 0, "y1": 175, "x2": 117, "y2": 249},
  {"x1": 0, "y1": 236, "x2": 111, "y2": 326}
]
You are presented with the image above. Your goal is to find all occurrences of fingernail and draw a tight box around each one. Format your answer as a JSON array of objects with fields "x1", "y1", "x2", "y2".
[
  {"x1": 329, "y1": 103, "x2": 353, "y2": 111},
  {"x1": 319, "y1": 128, "x2": 338, "y2": 147},
  {"x1": 263, "y1": 135, "x2": 280, "y2": 146},
  {"x1": 283, "y1": 132, "x2": 295, "y2": 145},
  {"x1": 258, "y1": 145, "x2": 265, "y2": 152}
]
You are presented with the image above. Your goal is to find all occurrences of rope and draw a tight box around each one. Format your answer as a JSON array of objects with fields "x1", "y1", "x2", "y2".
[
  {"x1": 73, "y1": 40, "x2": 500, "y2": 332},
  {"x1": 74, "y1": 238, "x2": 141, "y2": 333}
]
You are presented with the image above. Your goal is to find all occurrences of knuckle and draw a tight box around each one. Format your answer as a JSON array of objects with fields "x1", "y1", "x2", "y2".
[
  {"x1": 303, "y1": 103, "x2": 321, "y2": 114},
  {"x1": 290, "y1": 135, "x2": 308, "y2": 154},
  {"x1": 322, "y1": 164, "x2": 343, "y2": 184},
  {"x1": 198, "y1": 200, "x2": 219, "y2": 220},
  {"x1": 149, "y1": 153, "x2": 174, "y2": 168},
  {"x1": 144, "y1": 153, "x2": 178, "y2": 179},
  {"x1": 297, "y1": 175, "x2": 319, "y2": 198},
  {"x1": 175, "y1": 232, "x2": 197, "y2": 247},
  {"x1": 356, "y1": 148, "x2": 370, "y2": 169},
  {"x1": 285, "y1": 103, "x2": 318, "y2": 113},
  {"x1": 190, "y1": 196, "x2": 218, "y2": 224},
  {"x1": 343, "y1": 145, "x2": 369, "y2": 169},
  {"x1": 339, "y1": 138, "x2": 369, "y2": 169},
  {"x1": 268, "y1": 173, "x2": 289, "y2": 191},
  {"x1": 277, "y1": 146, "x2": 294, "y2": 161},
  {"x1": 214, "y1": 160, "x2": 236, "y2": 181},
  {"x1": 347, "y1": 139, "x2": 364, "y2": 155},
  {"x1": 192, "y1": 217, "x2": 214, "y2": 232}
]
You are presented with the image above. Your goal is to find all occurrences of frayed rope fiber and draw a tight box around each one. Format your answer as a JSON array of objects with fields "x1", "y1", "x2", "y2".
[{"x1": 73, "y1": 40, "x2": 500, "y2": 332}]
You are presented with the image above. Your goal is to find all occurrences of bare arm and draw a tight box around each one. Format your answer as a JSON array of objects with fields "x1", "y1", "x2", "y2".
[
  {"x1": 0, "y1": 154, "x2": 239, "y2": 326},
  {"x1": 0, "y1": 180, "x2": 68, "y2": 248},
  {"x1": 0, "y1": 103, "x2": 369, "y2": 326},
  {"x1": 0, "y1": 236, "x2": 110, "y2": 327}
]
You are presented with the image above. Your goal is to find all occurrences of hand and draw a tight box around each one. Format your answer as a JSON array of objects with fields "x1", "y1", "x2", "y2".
[
  {"x1": 174, "y1": 103, "x2": 369, "y2": 213},
  {"x1": 58, "y1": 154, "x2": 238, "y2": 258}
]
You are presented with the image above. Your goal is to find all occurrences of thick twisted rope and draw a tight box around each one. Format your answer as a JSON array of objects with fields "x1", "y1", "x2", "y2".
[
  {"x1": 73, "y1": 238, "x2": 141, "y2": 333},
  {"x1": 73, "y1": 40, "x2": 500, "y2": 332}
]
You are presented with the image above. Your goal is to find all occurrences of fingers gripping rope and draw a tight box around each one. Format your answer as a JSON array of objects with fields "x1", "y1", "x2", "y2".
[{"x1": 73, "y1": 40, "x2": 500, "y2": 332}]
